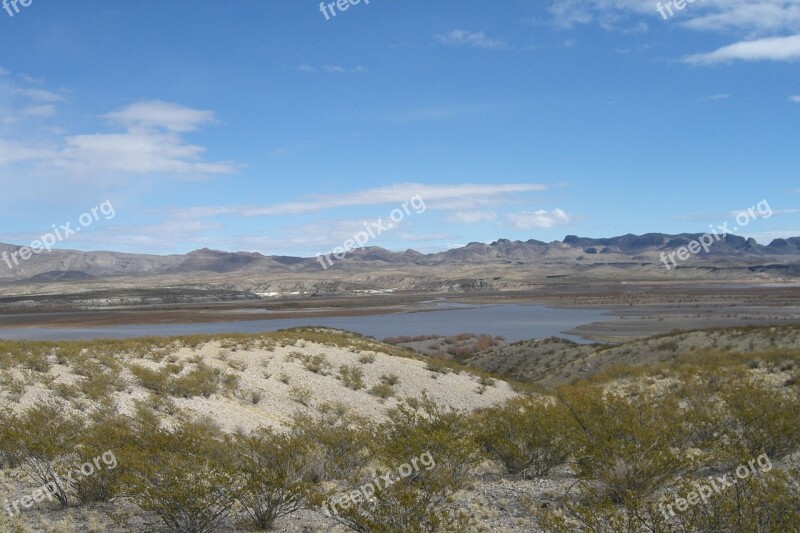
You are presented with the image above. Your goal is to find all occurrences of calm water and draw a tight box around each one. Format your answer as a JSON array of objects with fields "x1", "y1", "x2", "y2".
[{"x1": 0, "y1": 304, "x2": 612, "y2": 344}]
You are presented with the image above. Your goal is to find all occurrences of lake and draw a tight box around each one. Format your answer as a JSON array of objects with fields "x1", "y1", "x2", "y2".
[{"x1": 0, "y1": 304, "x2": 612, "y2": 343}]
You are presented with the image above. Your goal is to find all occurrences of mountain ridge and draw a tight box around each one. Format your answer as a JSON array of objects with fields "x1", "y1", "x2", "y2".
[{"x1": 1, "y1": 233, "x2": 799, "y2": 286}]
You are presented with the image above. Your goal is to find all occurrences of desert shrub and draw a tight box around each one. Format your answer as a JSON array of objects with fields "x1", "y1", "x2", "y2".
[
  {"x1": 290, "y1": 386, "x2": 313, "y2": 406},
  {"x1": 665, "y1": 466, "x2": 800, "y2": 532},
  {"x1": 657, "y1": 340, "x2": 680, "y2": 353},
  {"x1": 287, "y1": 351, "x2": 332, "y2": 375},
  {"x1": 339, "y1": 365, "x2": 365, "y2": 390},
  {"x1": 304, "y1": 354, "x2": 332, "y2": 375},
  {"x1": 369, "y1": 383, "x2": 395, "y2": 399},
  {"x1": 473, "y1": 334, "x2": 502, "y2": 352},
  {"x1": 543, "y1": 457, "x2": 800, "y2": 532},
  {"x1": 380, "y1": 373, "x2": 400, "y2": 386},
  {"x1": 2, "y1": 402, "x2": 84, "y2": 506},
  {"x1": 69, "y1": 411, "x2": 132, "y2": 504},
  {"x1": 290, "y1": 409, "x2": 374, "y2": 481},
  {"x1": 557, "y1": 386, "x2": 693, "y2": 503},
  {"x1": 425, "y1": 358, "x2": 452, "y2": 374},
  {"x1": 80, "y1": 363, "x2": 126, "y2": 402},
  {"x1": 718, "y1": 380, "x2": 800, "y2": 461},
  {"x1": 358, "y1": 354, "x2": 376, "y2": 364},
  {"x1": 328, "y1": 396, "x2": 479, "y2": 532},
  {"x1": 381, "y1": 396, "x2": 482, "y2": 488},
  {"x1": 474, "y1": 396, "x2": 569, "y2": 478},
  {"x1": 124, "y1": 422, "x2": 242, "y2": 533},
  {"x1": 170, "y1": 363, "x2": 222, "y2": 398},
  {"x1": 2, "y1": 341, "x2": 52, "y2": 373},
  {"x1": 130, "y1": 362, "x2": 224, "y2": 398},
  {"x1": 129, "y1": 364, "x2": 172, "y2": 395},
  {"x1": 0, "y1": 371, "x2": 26, "y2": 402},
  {"x1": 446, "y1": 346, "x2": 473, "y2": 360},
  {"x1": 233, "y1": 428, "x2": 318, "y2": 529}
]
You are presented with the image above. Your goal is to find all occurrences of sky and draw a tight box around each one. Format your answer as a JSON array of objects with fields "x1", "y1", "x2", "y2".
[{"x1": 0, "y1": 0, "x2": 798, "y2": 257}]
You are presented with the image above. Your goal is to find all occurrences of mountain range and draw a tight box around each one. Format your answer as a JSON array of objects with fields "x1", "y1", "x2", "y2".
[{"x1": 1, "y1": 233, "x2": 799, "y2": 293}]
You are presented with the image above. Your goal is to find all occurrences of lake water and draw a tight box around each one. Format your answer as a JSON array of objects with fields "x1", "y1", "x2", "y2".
[{"x1": 0, "y1": 304, "x2": 612, "y2": 344}]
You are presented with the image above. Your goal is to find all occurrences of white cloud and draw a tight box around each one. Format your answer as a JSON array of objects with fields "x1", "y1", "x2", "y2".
[
  {"x1": 507, "y1": 208, "x2": 571, "y2": 229},
  {"x1": 702, "y1": 93, "x2": 732, "y2": 100},
  {"x1": 59, "y1": 130, "x2": 234, "y2": 176},
  {"x1": 0, "y1": 140, "x2": 57, "y2": 165},
  {"x1": 447, "y1": 211, "x2": 497, "y2": 224},
  {"x1": 103, "y1": 100, "x2": 215, "y2": 133},
  {"x1": 238, "y1": 183, "x2": 551, "y2": 216},
  {"x1": 297, "y1": 64, "x2": 366, "y2": 74},
  {"x1": 684, "y1": 34, "x2": 800, "y2": 63},
  {"x1": 268, "y1": 147, "x2": 290, "y2": 157},
  {"x1": 0, "y1": 91, "x2": 234, "y2": 181},
  {"x1": 20, "y1": 105, "x2": 56, "y2": 117},
  {"x1": 548, "y1": 0, "x2": 800, "y2": 35},
  {"x1": 435, "y1": 30, "x2": 507, "y2": 49},
  {"x1": 13, "y1": 87, "x2": 64, "y2": 102},
  {"x1": 168, "y1": 183, "x2": 554, "y2": 220},
  {"x1": 790, "y1": 95, "x2": 800, "y2": 102},
  {"x1": 682, "y1": 1, "x2": 800, "y2": 34},
  {"x1": 323, "y1": 65, "x2": 366, "y2": 74}
]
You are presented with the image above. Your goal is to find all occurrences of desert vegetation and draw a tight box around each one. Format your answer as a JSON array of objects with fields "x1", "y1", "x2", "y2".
[{"x1": 0, "y1": 326, "x2": 798, "y2": 531}]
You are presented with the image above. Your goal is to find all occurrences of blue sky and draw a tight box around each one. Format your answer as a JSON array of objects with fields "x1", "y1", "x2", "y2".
[{"x1": 0, "y1": 0, "x2": 798, "y2": 256}]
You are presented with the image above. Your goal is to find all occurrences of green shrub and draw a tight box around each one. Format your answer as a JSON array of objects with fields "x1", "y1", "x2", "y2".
[
  {"x1": 369, "y1": 383, "x2": 395, "y2": 399},
  {"x1": 380, "y1": 373, "x2": 400, "y2": 386},
  {"x1": 556, "y1": 386, "x2": 693, "y2": 503},
  {"x1": 474, "y1": 396, "x2": 569, "y2": 478},
  {"x1": 233, "y1": 429, "x2": 318, "y2": 529},
  {"x1": 328, "y1": 396, "x2": 479, "y2": 532},
  {"x1": 129, "y1": 364, "x2": 172, "y2": 395},
  {"x1": 170, "y1": 363, "x2": 222, "y2": 398},
  {"x1": 290, "y1": 409, "x2": 374, "y2": 481},
  {"x1": 2, "y1": 402, "x2": 84, "y2": 506},
  {"x1": 124, "y1": 422, "x2": 241, "y2": 533},
  {"x1": 339, "y1": 365, "x2": 365, "y2": 390}
]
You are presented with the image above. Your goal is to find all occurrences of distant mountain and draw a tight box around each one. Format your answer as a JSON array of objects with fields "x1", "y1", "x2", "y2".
[{"x1": 1, "y1": 233, "x2": 799, "y2": 288}]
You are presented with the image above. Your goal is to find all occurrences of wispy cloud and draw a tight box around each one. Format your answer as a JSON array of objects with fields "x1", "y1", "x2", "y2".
[
  {"x1": 296, "y1": 64, "x2": 366, "y2": 74},
  {"x1": 684, "y1": 34, "x2": 800, "y2": 64},
  {"x1": 790, "y1": 95, "x2": 800, "y2": 102},
  {"x1": 13, "y1": 87, "x2": 65, "y2": 102},
  {"x1": 507, "y1": 208, "x2": 571, "y2": 229},
  {"x1": 702, "y1": 93, "x2": 732, "y2": 100},
  {"x1": 435, "y1": 30, "x2": 507, "y2": 49},
  {"x1": 447, "y1": 211, "x2": 497, "y2": 224},
  {"x1": 20, "y1": 104, "x2": 56, "y2": 117},
  {"x1": 548, "y1": 0, "x2": 800, "y2": 35},
  {"x1": 103, "y1": 100, "x2": 216, "y2": 132},
  {"x1": 169, "y1": 183, "x2": 555, "y2": 220}
]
